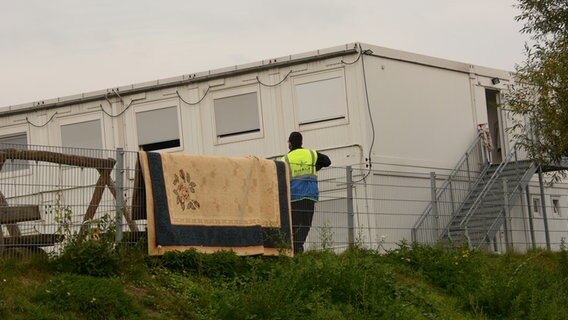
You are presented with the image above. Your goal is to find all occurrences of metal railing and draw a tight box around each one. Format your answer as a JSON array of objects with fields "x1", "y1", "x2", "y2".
[
  {"x1": 459, "y1": 142, "x2": 533, "y2": 248},
  {"x1": 411, "y1": 136, "x2": 489, "y2": 244}
]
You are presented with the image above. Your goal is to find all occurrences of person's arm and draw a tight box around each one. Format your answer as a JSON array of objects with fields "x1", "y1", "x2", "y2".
[{"x1": 315, "y1": 152, "x2": 331, "y2": 171}]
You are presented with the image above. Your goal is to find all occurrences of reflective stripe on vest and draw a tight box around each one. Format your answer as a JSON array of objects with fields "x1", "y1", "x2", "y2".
[{"x1": 282, "y1": 149, "x2": 318, "y2": 178}]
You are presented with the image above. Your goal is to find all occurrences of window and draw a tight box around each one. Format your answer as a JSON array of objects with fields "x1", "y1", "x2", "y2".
[
  {"x1": 552, "y1": 198, "x2": 561, "y2": 215},
  {"x1": 136, "y1": 106, "x2": 181, "y2": 151},
  {"x1": 294, "y1": 70, "x2": 348, "y2": 126},
  {"x1": 532, "y1": 197, "x2": 541, "y2": 214},
  {"x1": 61, "y1": 119, "x2": 103, "y2": 150},
  {"x1": 0, "y1": 133, "x2": 29, "y2": 172},
  {"x1": 214, "y1": 92, "x2": 260, "y2": 138}
]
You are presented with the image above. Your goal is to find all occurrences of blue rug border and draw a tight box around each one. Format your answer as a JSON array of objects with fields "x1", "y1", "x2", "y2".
[{"x1": 146, "y1": 152, "x2": 291, "y2": 248}]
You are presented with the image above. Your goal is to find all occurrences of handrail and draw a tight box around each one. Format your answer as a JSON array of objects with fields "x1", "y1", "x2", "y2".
[
  {"x1": 473, "y1": 156, "x2": 535, "y2": 249},
  {"x1": 459, "y1": 143, "x2": 527, "y2": 229},
  {"x1": 412, "y1": 135, "x2": 487, "y2": 242}
]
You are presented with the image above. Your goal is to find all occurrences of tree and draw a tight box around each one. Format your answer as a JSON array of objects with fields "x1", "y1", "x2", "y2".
[{"x1": 506, "y1": 0, "x2": 568, "y2": 177}]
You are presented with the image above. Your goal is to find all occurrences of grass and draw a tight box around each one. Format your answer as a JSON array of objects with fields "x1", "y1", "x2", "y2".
[{"x1": 1, "y1": 241, "x2": 567, "y2": 319}]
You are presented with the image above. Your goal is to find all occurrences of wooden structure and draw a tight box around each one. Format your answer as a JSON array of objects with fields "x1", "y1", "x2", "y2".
[{"x1": 0, "y1": 149, "x2": 138, "y2": 255}]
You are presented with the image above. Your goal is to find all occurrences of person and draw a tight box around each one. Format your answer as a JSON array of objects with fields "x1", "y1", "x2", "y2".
[
  {"x1": 477, "y1": 123, "x2": 493, "y2": 163},
  {"x1": 282, "y1": 131, "x2": 331, "y2": 253}
]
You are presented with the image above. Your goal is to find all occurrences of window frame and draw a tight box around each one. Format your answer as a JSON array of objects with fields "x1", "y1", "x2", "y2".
[
  {"x1": 291, "y1": 68, "x2": 350, "y2": 131},
  {"x1": 551, "y1": 196, "x2": 561, "y2": 216},
  {"x1": 211, "y1": 85, "x2": 264, "y2": 145},
  {"x1": 0, "y1": 128, "x2": 31, "y2": 178},
  {"x1": 532, "y1": 196, "x2": 541, "y2": 215},
  {"x1": 58, "y1": 113, "x2": 106, "y2": 151},
  {"x1": 133, "y1": 100, "x2": 183, "y2": 152}
]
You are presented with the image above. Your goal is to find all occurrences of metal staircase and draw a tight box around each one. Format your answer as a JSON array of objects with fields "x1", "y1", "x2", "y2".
[
  {"x1": 412, "y1": 138, "x2": 535, "y2": 250},
  {"x1": 445, "y1": 155, "x2": 535, "y2": 249}
]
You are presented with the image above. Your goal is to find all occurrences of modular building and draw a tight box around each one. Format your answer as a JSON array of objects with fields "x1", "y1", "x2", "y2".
[{"x1": 0, "y1": 42, "x2": 566, "y2": 253}]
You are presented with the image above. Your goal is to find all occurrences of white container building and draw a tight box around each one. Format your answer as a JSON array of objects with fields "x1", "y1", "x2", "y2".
[{"x1": 1, "y1": 42, "x2": 566, "y2": 253}]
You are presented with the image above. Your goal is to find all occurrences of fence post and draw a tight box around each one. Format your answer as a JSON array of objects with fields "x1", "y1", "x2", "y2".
[
  {"x1": 538, "y1": 166, "x2": 551, "y2": 250},
  {"x1": 430, "y1": 172, "x2": 439, "y2": 241},
  {"x1": 115, "y1": 148, "x2": 125, "y2": 244},
  {"x1": 346, "y1": 166, "x2": 355, "y2": 247},
  {"x1": 503, "y1": 179, "x2": 511, "y2": 251},
  {"x1": 525, "y1": 185, "x2": 537, "y2": 250}
]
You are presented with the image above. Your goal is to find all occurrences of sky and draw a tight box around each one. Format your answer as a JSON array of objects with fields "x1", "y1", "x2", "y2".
[{"x1": 0, "y1": 0, "x2": 529, "y2": 108}]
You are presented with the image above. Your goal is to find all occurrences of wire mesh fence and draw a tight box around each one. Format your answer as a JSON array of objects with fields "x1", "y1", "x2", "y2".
[{"x1": 1, "y1": 143, "x2": 567, "y2": 259}]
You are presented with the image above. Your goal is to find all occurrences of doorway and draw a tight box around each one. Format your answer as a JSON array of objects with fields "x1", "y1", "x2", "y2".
[{"x1": 486, "y1": 89, "x2": 502, "y2": 163}]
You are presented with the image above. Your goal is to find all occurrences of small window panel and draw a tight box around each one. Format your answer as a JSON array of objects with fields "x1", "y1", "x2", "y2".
[
  {"x1": 295, "y1": 74, "x2": 348, "y2": 126},
  {"x1": 136, "y1": 106, "x2": 181, "y2": 151},
  {"x1": 533, "y1": 197, "x2": 541, "y2": 214},
  {"x1": 552, "y1": 198, "x2": 561, "y2": 215},
  {"x1": 61, "y1": 119, "x2": 103, "y2": 150},
  {"x1": 214, "y1": 92, "x2": 260, "y2": 138},
  {"x1": 0, "y1": 133, "x2": 29, "y2": 172}
]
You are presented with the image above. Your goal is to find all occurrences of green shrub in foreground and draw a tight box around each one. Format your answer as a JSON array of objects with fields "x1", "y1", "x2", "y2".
[
  {"x1": 34, "y1": 274, "x2": 140, "y2": 320},
  {"x1": 388, "y1": 242, "x2": 568, "y2": 319},
  {"x1": 52, "y1": 239, "x2": 120, "y2": 277},
  {"x1": 160, "y1": 249, "x2": 261, "y2": 280},
  {"x1": 471, "y1": 251, "x2": 568, "y2": 319},
  {"x1": 387, "y1": 241, "x2": 484, "y2": 297},
  {"x1": 213, "y1": 249, "x2": 436, "y2": 320}
]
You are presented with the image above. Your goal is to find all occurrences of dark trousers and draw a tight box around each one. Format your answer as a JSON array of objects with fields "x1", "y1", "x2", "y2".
[{"x1": 291, "y1": 199, "x2": 315, "y2": 253}]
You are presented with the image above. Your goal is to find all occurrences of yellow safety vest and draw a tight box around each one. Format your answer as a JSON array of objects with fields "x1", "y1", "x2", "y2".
[{"x1": 282, "y1": 149, "x2": 318, "y2": 178}]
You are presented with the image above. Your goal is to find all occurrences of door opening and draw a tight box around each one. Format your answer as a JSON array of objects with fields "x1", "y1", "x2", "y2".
[{"x1": 485, "y1": 89, "x2": 502, "y2": 163}]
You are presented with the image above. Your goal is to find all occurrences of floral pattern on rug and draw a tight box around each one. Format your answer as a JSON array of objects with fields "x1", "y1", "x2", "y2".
[{"x1": 172, "y1": 169, "x2": 200, "y2": 211}]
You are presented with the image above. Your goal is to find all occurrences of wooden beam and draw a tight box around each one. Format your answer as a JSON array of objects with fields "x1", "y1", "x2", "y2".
[
  {"x1": 106, "y1": 177, "x2": 139, "y2": 232},
  {"x1": 0, "y1": 205, "x2": 41, "y2": 223},
  {"x1": 0, "y1": 149, "x2": 115, "y2": 170},
  {"x1": 78, "y1": 169, "x2": 110, "y2": 238},
  {"x1": 2, "y1": 234, "x2": 63, "y2": 247}
]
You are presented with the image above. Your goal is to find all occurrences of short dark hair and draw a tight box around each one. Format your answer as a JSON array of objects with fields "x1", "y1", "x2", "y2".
[{"x1": 288, "y1": 131, "x2": 303, "y2": 149}]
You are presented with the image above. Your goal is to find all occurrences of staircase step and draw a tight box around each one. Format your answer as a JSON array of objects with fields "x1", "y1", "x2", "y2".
[{"x1": 435, "y1": 159, "x2": 534, "y2": 250}]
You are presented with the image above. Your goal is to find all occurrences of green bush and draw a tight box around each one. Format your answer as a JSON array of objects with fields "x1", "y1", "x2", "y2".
[
  {"x1": 387, "y1": 241, "x2": 484, "y2": 297},
  {"x1": 471, "y1": 251, "x2": 568, "y2": 319},
  {"x1": 52, "y1": 239, "x2": 120, "y2": 277},
  {"x1": 148, "y1": 268, "x2": 215, "y2": 318},
  {"x1": 33, "y1": 274, "x2": 140, "y2": 320},
  {"x1": 160, "y1": 249, "x2": 251, "y2": 279},
  {"x1": 213, "y1": 249, "x2": 436, "y2": 319}
]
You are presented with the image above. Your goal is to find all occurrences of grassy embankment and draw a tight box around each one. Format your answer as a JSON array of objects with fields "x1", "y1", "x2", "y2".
[{"x1": 1, "y1": 239, "x2": 567, "y2": 319}]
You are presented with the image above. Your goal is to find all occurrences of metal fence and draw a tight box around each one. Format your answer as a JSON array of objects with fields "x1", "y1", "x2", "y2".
[
  {"x1": 1, "y1": 143, "x2": 567, "y2": 259},
  {"x1": 412, "y1": 136, "x2": 488, "y2": 245}
]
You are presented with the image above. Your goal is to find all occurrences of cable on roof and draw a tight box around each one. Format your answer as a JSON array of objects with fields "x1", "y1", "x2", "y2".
[
  {"x1": 99, "y1": 99, "x2": 134, "y2": 118},
  {"x1": 341, "y1": 45, "x2": 362, "y2": 65},
  {"x1": 256, "y1": 70, "x2": 292, "y2": 87},
  {"x1": 26, "y1": 112, "x2": 58, "y2": 128},
  {"x1": 177, "y1": 86, "x2": 211, "y2": 106}
]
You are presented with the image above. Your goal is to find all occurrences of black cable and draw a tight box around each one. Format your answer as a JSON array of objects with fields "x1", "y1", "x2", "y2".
[
  {"x1": 26, "y1": 112, "x2": 58, "y2": 127},
  {"x1": 177, "y1": 87, "x2": 211, "y2": 105},
  {"x1": 256, "y1": 70, "x2": 292, "y2": 87},
  {"x1": 341, "y1": 45, "x2": 362, "y2": 65},
  {"x1": 353, "y1": 44, "x2": 376, "y2": 183},
  {"x1": 100, "y1": 99, "x2": 134, "y2": 118}
]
